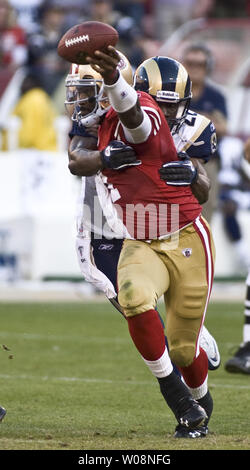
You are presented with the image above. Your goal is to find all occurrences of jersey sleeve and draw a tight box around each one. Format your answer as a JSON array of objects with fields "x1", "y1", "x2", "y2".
[
  {"x1": 183, "y1": 115, "x2": 217, "y2": 162},
  {"x1": 120, "y1": 92, "x2": 163, "y2": 145},
  {"x1": 139, "y1": 92, "x2": 163, "y2": 137},
  {"x1": 68, "y1": 121, "x2": 97, "y2": 140}
]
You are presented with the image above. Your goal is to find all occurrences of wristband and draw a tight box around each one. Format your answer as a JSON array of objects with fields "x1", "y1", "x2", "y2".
[{"x1": 104, "y1": 72, "x2": 138, "y2": 113}]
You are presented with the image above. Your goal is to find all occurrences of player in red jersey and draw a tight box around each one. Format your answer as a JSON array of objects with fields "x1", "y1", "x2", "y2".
[
  {"x1": 97, "y1": 93, "x2": 203, "y2": 240},
  {"x1": 68, "y1": 46, "x2": 215, "y2": 436}
]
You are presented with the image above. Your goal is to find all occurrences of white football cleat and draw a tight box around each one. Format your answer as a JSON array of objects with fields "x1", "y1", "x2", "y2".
[{"x1": 200, "y1": 326, "x2": 221, "y2": 370}]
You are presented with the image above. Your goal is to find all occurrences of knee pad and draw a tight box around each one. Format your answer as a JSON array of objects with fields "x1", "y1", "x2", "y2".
[
  {"x1": 168, "y1": 328, "x2": 197, "y2": 368},
  {"x1": 118, "y1": 279, "x2": 156, "y2": 317},
  {"x1": 169, "y1": 344, "x2": 195, "y2": 368}
]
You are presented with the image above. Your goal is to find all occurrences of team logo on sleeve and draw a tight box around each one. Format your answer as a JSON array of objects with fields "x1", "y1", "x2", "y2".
[{"x1": 211, "y1": 132, "x2": 217, "y2": 153}]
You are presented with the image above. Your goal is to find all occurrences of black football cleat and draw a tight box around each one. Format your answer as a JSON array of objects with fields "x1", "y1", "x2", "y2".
[
  {"x1": 177, "y1": 397, "x2": 208, "y2": 429},
  {"x1": 0, "y1": 407, "x2": 6, "y2": 422},
  {"x1": 174, "y1": 423, "x2": 208, "y2": 438},
  {"x1": 225, "y1": 342, "x2": 250, "y2": 374}
]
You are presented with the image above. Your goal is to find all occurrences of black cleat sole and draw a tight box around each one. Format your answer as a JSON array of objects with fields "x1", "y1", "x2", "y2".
[
  {"x1": 174, "y1": 424, "x2": 208, "y2": 438},
  {"x1": 0, "y1": 407, "x2": 6, "y2": 422}
]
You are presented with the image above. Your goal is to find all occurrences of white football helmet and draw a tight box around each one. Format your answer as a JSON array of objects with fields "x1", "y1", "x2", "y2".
[{"x1": 65, "y1": 50, "x2": 133, "y2": 127}]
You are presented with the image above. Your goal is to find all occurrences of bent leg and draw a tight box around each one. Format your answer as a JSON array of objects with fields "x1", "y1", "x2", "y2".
[
  {"x1": 118, "y1": 239, "x2": 170, "y2": 317},
  {"x1": 164, "y1": 218, "x2": 215, "y2": 369}
]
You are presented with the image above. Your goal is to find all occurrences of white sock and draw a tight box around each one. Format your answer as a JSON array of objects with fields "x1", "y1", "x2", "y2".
[
  {"x1": 183, "y1": 376, "x2": 208, "y2": 400},
  {"x1": 142, "y1": 347, "x2": 173, "y2": 378}
]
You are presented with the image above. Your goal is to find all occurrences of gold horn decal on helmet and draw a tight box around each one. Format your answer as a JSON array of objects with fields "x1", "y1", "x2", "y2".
[
  {"x1": 144, "y1": 59, "x2": 162, "y2": 97},
  {"x1": 175, "y1": 63, "x2": 188, "y2": 98}
]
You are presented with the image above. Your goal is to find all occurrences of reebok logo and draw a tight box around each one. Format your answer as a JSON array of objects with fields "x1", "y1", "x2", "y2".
[{"x1": 98, "y1": 244, "x2": 114, "y2": 250}]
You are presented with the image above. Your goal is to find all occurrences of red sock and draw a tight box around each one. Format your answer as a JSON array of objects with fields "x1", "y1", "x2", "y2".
[
  {"x1": 179, "y1": 347, "x2": 208, "y2": 388},
  {"x1": 127, "y1": 309, "x2": 166, "y2": 361}
]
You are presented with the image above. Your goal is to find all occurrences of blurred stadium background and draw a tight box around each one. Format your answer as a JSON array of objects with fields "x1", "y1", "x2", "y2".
[
  {"x1": 1, "y1": 2, "x2": 250, "y2": 451},
  {"x1": 0, "y1": 0, "x2": 250, "y2": 301}
]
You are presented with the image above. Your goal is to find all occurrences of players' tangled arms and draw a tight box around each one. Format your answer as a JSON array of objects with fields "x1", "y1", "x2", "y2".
[{"x1": 60, "y1": 22, "x2": 221, "y2": 439}]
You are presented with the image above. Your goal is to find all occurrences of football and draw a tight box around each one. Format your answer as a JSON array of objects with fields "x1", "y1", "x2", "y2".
[{"x1": 57, "y1": 21, "x2": 119, "y2": 65}]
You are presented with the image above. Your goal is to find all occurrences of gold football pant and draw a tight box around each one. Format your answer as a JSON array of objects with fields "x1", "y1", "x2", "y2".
[{"x1": 117, "y1": 216, "x2": 215, "y2": 367}]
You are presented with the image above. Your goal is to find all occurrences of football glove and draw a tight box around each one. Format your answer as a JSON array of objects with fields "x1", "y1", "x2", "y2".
[
  {"x1": 100, "y1": 140, "x2": 141, "y2": 170},
  {"x1": 159, "y1": 152, "x2": 198, "y2": 186}
]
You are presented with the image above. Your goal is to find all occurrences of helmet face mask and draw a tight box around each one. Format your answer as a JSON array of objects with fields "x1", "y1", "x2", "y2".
[
  {"x1": 65, "y1": 65, "x2": 106, "y2": 127},
  {"x1": 65, "y1": 51, "x2": 133, "y2": 127},
  {"x1": 134, "y1": 56, "x2": 192, "y2": 133}
]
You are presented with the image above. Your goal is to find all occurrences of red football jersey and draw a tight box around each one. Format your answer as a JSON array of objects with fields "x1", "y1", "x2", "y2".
[{"x1": 98, "y1": 92, "x2": 202, "y2": 239}]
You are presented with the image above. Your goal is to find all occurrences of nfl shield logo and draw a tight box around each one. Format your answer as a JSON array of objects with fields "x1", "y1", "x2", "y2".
[{"x1": 182, "y1": 248, "x2": 192, "y2": 257}]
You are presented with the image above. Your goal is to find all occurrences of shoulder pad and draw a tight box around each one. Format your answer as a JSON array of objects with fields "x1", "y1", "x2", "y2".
[
  {"x1": 68, "y1": 121, "x2": 97, "y2": 139},
  {"x1": 181, "y1": 113, "x2": 217, "y2": 161}
]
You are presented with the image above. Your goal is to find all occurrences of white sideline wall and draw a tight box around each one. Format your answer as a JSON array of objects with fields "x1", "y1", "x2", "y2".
[
  {"x1": 0, "y1": 150, "x2": 80, "y2": 279},
  {"x1": 0, "y1": 150, "x2": 249, "y2": 280}
]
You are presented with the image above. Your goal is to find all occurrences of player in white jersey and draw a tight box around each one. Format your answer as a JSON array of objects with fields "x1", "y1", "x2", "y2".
[{"x1": 66, "y1": 55, "x2": 220, "y2": 438}]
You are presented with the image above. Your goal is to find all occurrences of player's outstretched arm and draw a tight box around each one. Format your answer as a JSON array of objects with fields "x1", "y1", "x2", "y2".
[{"x1": 86, "y1": 46, "x2": 152, "y2": 143}]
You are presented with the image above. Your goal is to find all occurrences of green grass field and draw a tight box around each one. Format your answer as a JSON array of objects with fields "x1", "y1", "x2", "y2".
[{"x1": 0, "y1": 299, "x2": 249, "y2": 451}]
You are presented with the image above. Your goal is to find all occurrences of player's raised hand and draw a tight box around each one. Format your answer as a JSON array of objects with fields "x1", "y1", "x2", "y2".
[{"x1": 86, "y1": 46, "x2": 121, "y2": 85}]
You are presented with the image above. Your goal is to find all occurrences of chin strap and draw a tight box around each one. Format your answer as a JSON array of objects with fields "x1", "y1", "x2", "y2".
[{"x1": 79, "y1": 106, "x2": 108, "y2": 128}]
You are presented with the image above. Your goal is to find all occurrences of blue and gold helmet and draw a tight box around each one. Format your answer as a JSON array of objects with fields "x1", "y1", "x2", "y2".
[{"x1": 134, "y1": 56, "x2": 192, "y2": 132}]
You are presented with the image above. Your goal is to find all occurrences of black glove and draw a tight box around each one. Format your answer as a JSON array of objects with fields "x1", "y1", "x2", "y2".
[
  {"x1": 100, "y1": 140, "x2": 141, "y2": 170},
  {"x1": 159, "y1": 152, "x2": 198, "y2": 186}
]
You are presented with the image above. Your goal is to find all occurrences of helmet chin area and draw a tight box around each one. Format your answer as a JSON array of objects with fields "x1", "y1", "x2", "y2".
[
  {"x1": 78, "y1": 106, "x2": 107, "y2": 127},
  {"x1": 157, "y1": 98, "x2": 190, "y2": 133}
]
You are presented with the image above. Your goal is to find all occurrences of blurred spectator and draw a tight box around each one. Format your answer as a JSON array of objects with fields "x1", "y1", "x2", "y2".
[
  {"x1": 0, "y1": 0, "x2": 28, "y2": 97},
  {"x1": 8, "y1": 0, "x2": 44, "y2": 34},
  {"x1": 11, "y1": 71, "x2": 58, "y2": 150},
  {"x1": 181, "y1": 42, "x2": 228, "y2": 223},
  {"x1": 38, "y1": 0, "x2": 90, "y2": 31},
  {"x1": 27, "y1": 0, "x2": 70, "y2": 96},
  {"x1": 153, "y1": 0, "x2": 215, "y2": 41},
  {"x1": 114, "y1": 0, "x2": 147, "y2": 28},
  {"x1": 85, "y1": 0, "x2": 145, "y2": 69},
  {"x1": 8, "y1": 0, "x2": 90, "y2": 34}
]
